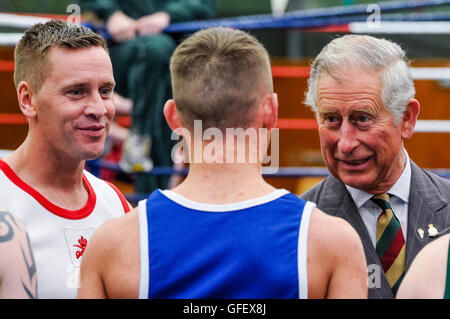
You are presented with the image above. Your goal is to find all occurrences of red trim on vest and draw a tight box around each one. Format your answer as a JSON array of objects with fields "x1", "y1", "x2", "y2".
[
  {"x1": 0, "y1": 159, "x2": 96, "y2": 220},
  {"x1": 105, "y1": 181, "x2": 131, "y2": 213}
]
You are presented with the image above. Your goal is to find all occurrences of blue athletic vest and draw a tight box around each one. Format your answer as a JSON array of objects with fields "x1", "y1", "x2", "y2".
[{"x1": 138, "y1": 189, "x2": 314, "y2": 299}]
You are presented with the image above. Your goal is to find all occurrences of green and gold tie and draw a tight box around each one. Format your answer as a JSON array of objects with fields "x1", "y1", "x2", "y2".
[{"x1": 371, "y1": 193, "x2": 406, "y2": 295}]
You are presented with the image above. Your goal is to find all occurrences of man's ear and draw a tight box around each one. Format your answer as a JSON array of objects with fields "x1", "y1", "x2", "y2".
[
  {"x1": 163, "y1": 99, "x2": 184, "y2": 132},
  {"x1": 17, "y1": 81, "x2": 37, "y2": 118},
  {"x1": 262, "y1": 93, "x2": 278, "y2": 130},
  {"x1": 401, "y1": 98, "x2": 420, "y2": 140}
]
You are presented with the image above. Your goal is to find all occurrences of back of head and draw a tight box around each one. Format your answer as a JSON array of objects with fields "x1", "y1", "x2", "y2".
[
  {"x1": 170, "y1": 27, "x2": 272, "y2": 130},
  {"x1": 305, "y1": 34, "x2": 415, "y2": 124},
  {"x1": 14, "y1": 20, "x2": 108, "y2": 92}
]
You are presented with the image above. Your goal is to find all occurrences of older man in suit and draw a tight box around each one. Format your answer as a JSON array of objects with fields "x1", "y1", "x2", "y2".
[{"x1": 300, "y1": 34, "x2": 450, "y2": 299}]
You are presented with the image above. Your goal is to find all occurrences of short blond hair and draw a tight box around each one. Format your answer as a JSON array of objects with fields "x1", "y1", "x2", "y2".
[
  {"x1": 170, "y1": 27, "x2": 272, "y2": 130},
  {"x1": 14, "y1": 20, "x2": 108, "y2": 91}
]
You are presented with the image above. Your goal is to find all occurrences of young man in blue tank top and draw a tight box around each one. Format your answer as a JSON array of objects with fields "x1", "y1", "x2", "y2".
[{"x1": 77, "y1": 27, "x2": 368, "y2": 299}]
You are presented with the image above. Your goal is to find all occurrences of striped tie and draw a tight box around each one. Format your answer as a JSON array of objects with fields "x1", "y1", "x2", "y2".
[{"x1": 371, "y1": 193, "x2": 406, "y2": 295}]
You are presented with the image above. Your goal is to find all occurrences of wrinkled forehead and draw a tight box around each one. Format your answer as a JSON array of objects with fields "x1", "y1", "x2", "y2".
[
  {"x1": 316, "y1": 69, "x2": 385, "y2": 113},
  {"x1": 317, "y1": 65, "x2": 382, "y2": 96},
  {"x1": 320, "y1": 63, "x2": 381, "y2": 84}
]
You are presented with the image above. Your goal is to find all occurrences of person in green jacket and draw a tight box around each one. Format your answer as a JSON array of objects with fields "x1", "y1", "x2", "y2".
[{"x1": 80, "y1": 0, "x2": 216, "y2": 193}]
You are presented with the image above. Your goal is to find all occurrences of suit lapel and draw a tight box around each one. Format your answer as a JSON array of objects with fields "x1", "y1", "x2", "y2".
[
  {"x1": 318, "y1": 175, "x2": 393, "y2": 298},
  {"x1": 405, "y1": 161, "x2": 449, "y2": 269},
  {"x1": 319, "y1": 175, "x2": 375, "y2": 258}
]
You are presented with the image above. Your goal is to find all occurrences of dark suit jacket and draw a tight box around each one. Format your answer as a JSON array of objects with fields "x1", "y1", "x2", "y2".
[{"x1": 301, "y1": 160, "x2": 450, "y2": 299}]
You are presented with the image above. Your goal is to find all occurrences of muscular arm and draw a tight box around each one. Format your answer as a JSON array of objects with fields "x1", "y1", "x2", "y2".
[
  {"x1": 307, "y1": 208, "x2": 368, "y2": 299},
  {"x1": 0, "y1": 211, "x2": 37, "y2": 299},
  {"x1": 396, "y1": 234, "x2": 450, "y2": 299}
]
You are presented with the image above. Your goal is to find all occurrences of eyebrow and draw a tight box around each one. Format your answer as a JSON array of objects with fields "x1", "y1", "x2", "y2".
[
  {"x1": 317, "y1": 109, "x2": 337, "y2": 115},
  {"x1": 61, "y1": 80, "x2": 116, "y2": 90},
  {"x1": 318, "y1": 106, "x2": 376, "y2": 113},
  {"x1": 102, "y1": 80, "x2": 116, "y2": 87}
]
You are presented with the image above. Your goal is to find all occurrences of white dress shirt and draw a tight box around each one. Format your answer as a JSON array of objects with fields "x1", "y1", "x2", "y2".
[{"x1": 345, "y1": 149, "x2": 411, "y2": 247}]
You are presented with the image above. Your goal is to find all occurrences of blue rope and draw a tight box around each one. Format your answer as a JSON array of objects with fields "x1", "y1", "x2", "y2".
[
  {"x1": 85, "y1": 159, "x2": 450, "y2": 204},
  {"x1": 179, "y1": 12, "x2": 450, "y2": 32},
  {"x1": 86, "y1": 159, "x2": 331, "y2": 178},
  {"x1": 83, "y1": 0, "x2": 450, "y2": 38},
  {"x1": 165, "y1": 0, "x2": 450, "y2": 33},
  {"x1": 86, "y1": 159, "x2": 450, "y2": 179}
]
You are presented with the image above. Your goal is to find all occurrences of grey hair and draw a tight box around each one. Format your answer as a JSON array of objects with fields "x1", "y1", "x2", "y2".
[{"x1": 304, "y1": 35, "x2": 415, "y2": 125}]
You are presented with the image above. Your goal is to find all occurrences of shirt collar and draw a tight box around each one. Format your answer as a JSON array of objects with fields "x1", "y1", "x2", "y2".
[{"x1": 345, "y1": 149, "x2": 411, "y2": 209}]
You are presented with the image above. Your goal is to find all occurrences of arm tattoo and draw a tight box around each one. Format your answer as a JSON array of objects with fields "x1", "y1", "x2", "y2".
[
  {"x1": 0, "y1": 211, "x2": 14, "y2": 243},
  {"x1": 20, "y1": 233, "x2": 37, "y2": 299},
  {"x1": 0, "y1": 211, "x2": 37, "y2": 298}
]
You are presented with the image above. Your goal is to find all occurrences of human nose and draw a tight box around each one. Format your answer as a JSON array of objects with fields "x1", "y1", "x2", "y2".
[
  {"x1": 85, "y1": 91, "x2": 108, "y2": 118},
  {"x1": 337, "y1": 120, "x2": 359, "y2": 154}
]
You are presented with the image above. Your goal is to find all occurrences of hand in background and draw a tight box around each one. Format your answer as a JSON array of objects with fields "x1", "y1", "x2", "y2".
[
  {"x1": 136, "y1": 12, "x2": 171, "y2": 36},
  {"x1": 106, "y1": 11, "x2": 137, "y2": 42}
]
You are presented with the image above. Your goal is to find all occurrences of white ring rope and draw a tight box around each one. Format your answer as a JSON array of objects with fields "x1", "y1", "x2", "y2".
[
  {"x1": 0, "y1": 33, "x2": 24, "y2": 46},
  {"x1": 0, "y1": 13, "x2": 50, "y2": 29},
  {"x1": 348, "y1": 21, "x2": 450, "y2": 34},
  {"x1": 414, "y1": 120, "x2": 450, "y2": 133},
  {"x1": 409, "y1": 67, "x2": 450, "y2": 80}
]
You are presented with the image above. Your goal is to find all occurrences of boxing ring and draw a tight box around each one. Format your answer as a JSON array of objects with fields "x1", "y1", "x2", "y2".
[{"x1": 1, "y1": 0, "x2": 450, "y2": 202}]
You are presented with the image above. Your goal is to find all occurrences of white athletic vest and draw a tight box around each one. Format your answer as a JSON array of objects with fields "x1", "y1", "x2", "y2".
[{"x1": 0, "y1": 160, "x2": 130, "y2": 299}]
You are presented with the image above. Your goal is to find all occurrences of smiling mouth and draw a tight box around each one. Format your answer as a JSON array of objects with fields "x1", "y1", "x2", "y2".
[
  {"x1": 78, "y1": 124, "x2": 106, "y2": 131},
  {"x1": 77, "y1": 126, "x2": 106, "y2": 137},
  {"x1": 81, "y1": 128, "x2": 101, "y2": 131},
  {"x1": 339, "y1": 156, "x2": 372, "y2": 166}
]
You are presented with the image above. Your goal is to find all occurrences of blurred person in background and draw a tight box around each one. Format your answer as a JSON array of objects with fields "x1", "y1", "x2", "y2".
[{"x1": 80, "y1": 0, "x2": 216, "y2": 194}]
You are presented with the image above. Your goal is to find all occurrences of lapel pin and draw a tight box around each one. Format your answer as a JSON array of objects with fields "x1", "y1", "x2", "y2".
[
  {"x1": 417, "y1": 228, "x2": 424, "y2": 239},
  {"x1": 427, "y1": 224, "x2": 440, "y2": 238}
]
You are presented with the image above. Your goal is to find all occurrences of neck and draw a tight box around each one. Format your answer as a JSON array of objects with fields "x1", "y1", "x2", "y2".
[
  {"x1": 4, "y1": 136, "x2": 85, "y2": 191},
  {"x1": 172, "y1": 161, "x2": 276, "y2": 204}
]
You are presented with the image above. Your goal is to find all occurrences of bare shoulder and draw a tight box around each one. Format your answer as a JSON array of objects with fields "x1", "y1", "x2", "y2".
[
  {"x1": 416, "y1": 234, "x2": 450, "y2": 258},
  {"x1": 308, "y1": 207, "x2": 363, "y2": 252},
  {"x1": 307, "y1": 207, "x2": 367, "y2": 299},
  {"x1": 0, "y1": 210, "x2": 26, "y2": 237},
  {"x1": 397, "y1": 233, "x2": 450, "y2": 299},
  {"x1": 0, "y1": 210, "x2": 37, "y2": 298},
  {"x1": 78, "y1": 207, "x2": 140, "y2": 298},
  {"x1": 87, "y1": 207, "x2": 140, "y2": 257},
  {"x1": 308, "y1": 207, "x2": 366, "y2": 270},
  {"x1": 0, "y1": 210, "x2": 29, "y2": 263}
]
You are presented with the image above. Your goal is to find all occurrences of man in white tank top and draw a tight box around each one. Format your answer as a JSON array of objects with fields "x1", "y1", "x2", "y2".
[{"x1": 0, "y1": 20, "x2": 131, "y2": 299}]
